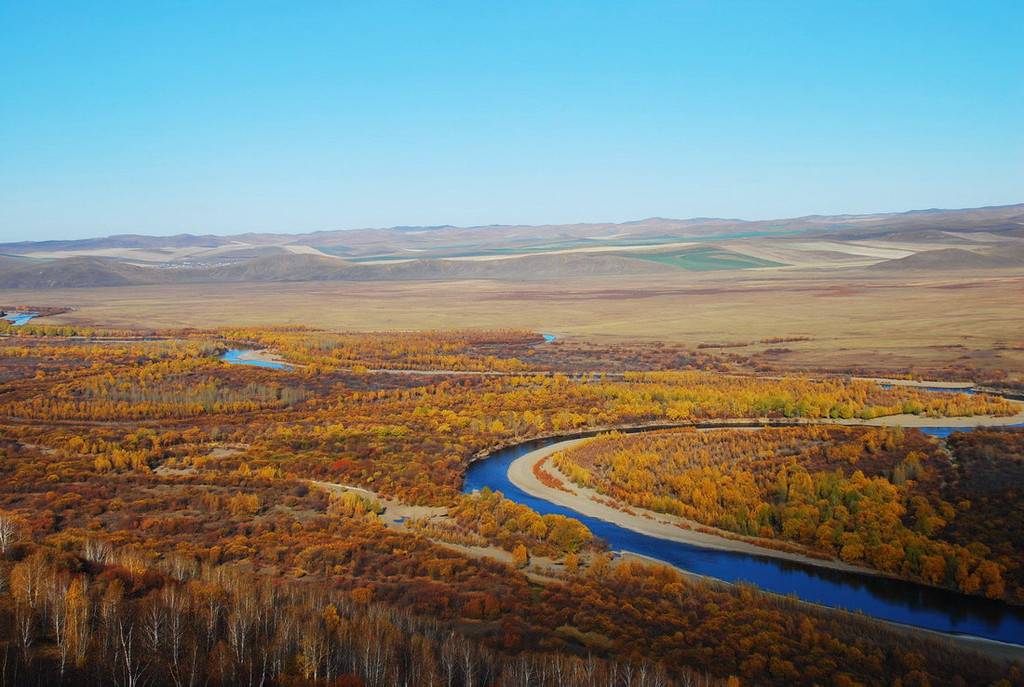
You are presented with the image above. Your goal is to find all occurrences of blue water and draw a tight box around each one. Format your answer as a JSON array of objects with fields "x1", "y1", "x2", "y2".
[
  {"x1": 463, "y1": 429, "x2": 1024, "y2": 644},
  {"x1": 918, "y1": 423, "x2": 1024, "y2": 439},
  {"x1": 542, "y1": 333, "x2": 557, "y2": 343},
  {"x1": 1, "y1": 311, "x2": 39, "y2": 326},
  {"x1": 880, "y1": 383, "x2": 977, "y2": 395},
  {"x1": 220, "y1": 349, "x2": 290, "y2": 370}
]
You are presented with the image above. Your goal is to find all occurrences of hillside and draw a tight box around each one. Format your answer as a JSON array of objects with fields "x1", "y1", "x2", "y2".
[
  {"x1": 2, "y1": 203, "x2": 1023, "y2": 288},
  {"x1": 0, "y1": 257, "x2": 172, "y2": 289},
  {"x1": 2, "y1": 203, "x2": 1021, "y2": 261},
  {"x1": 868, "y1": 246, "x2": 1024, "y2": 271},
  {"x1": 0, "y1": 251, "x2": 677, "y2": 289}
]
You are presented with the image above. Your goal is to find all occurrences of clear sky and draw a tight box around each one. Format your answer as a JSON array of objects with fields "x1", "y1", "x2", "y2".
[{"x1": 1, "y1": 1, "x2": 1021, "y2": 242}]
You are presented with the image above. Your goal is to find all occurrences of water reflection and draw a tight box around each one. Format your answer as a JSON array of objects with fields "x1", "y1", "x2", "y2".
[
  {"x1": 219, "y1": 349, "x2": 290, "y2": 370},
  {"x1": 1, "y1": 311, "x2": 39, "y2": 326},
  {"x1": 463, "y1": 428, "x2": 1024, "y2": 644}
]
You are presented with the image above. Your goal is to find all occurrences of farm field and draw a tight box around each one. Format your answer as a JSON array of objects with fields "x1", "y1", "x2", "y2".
[{"x1": 629, "y1": 246, "x2": 785, "y2": 270}]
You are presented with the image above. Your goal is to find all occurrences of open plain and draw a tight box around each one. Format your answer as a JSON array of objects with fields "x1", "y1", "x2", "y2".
[{"x1": 7, "y1": 265, "x2": 1023, "y2": 382}]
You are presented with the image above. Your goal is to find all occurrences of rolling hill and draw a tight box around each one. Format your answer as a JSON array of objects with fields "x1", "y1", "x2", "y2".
[
  {"x1": 1, "y1": 203, "x2": 1022, "y2": 288},
  {"x1": 867, "y1": 246, "x2": 1024, "y2": 271},
  {"x1": 0, "y1": 251, "x2": 679, "y2": 289}
]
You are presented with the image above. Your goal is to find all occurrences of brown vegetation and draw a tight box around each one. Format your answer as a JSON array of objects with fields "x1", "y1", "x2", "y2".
[
  {"x1": 0, "y1": 327, "x2": 1021, "y2": 685},
  {"x1": 554, "y1": 426, "x2": 1024, "y2": 600}
]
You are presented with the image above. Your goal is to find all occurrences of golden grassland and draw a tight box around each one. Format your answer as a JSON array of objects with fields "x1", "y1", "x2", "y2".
[{"x1": 4, "y1": 267, "x2": 1023, "y2": 380}]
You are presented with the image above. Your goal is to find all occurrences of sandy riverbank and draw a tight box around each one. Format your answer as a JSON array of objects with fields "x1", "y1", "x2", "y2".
[
  {"x1": 842, "y1": 410, "x2": 1024, "y2": 428},
  {"x1": 234, "y1": 348, "x2": 293, "y2": 367},
  {"x1": 505, "y1": 407, "x2": 1024, "y2": 569},
  {"x1": 847, "y1": 378, "x2": 1024, "y2": 426},
  {"x1": 507, "y1": 438, "x2": 878, "y2": 575},
  {"x1": 507, "y1": 430, "x2": 1024, "y2": 661},
  {"x1": 853, "y1": 376, "x2": 976, "y2": 390}
]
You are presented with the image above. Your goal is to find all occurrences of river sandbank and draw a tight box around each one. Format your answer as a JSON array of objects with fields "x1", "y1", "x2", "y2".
[{"x1": 507, "y1": 438, "x2": 880, "y2": 576}]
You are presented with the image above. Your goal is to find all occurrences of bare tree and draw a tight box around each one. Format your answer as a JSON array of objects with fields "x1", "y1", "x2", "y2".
[
  {"x1": 0, "y1": 512, "x2": 19, "y2": 555},
  {"x1": 65, "y1": 577, "x2": 91, "y2": 673},
  {"x1": 440, "y1": 633, "x2": 459, "y2": 687},
  {"x1": 116, "y1": 619, "x2": 148, "y2": 687},
  {"x1": 13, "y1": 601, "x2": 34, "y2": 663},
  {"x1": 141, "y1": 596, "x2": 167, "y2": 658},
  {"x1": 300, "y1": 618, "x2": 327, "y2": 682},
  {"x1": 9, "y1": 552, "x2": 48, "y2": 611},
  {"x1": 48, "y1": 575, "x2": 70, "y2": 677},
  {"x1": 83, "y1": 537, "x2": 112, "y2": 564},
  {"x1": 159, "y1": 585, "x2": 188, "y2": 687}
]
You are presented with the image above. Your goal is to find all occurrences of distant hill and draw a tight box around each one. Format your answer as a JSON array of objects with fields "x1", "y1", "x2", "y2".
[
  {"x1": 201, "y1": 252, "x2": 677, "y2": 283},
  {"x1": 0, "y1": 233, "x2": 233, "y2": 253},
  {"x1": 2, "y1": 203, "x2": 1022, "y2": 288},
  {"x1": 3, "y1": 203, "x2": 1022, "y2": 260},
  {"x1": 826, "y1": 205, "x2": 1024, "y2": 242},
  {"x1": 867, "y1": 246, "x2": 1024, "y2": 271},
  {"x1": 0, "y1": 251, "x2": 677, "y2": 289},
  {"x1": 0, "y1": 257, "x2": 171, "y2": 289}
]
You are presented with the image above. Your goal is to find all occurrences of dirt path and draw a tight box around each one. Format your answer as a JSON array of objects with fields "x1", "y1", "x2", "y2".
[
  {"x1": 308, "y1": 479, "x2": 568, "y2": 583},
  {"x1": 309, "y1": 479, "x2": 446, "y2": 523}
]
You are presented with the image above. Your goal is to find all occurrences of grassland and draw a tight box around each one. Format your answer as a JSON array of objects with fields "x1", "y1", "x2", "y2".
[{"x1": 4, "y1": 266, "x2": 1023, "y2": 383}]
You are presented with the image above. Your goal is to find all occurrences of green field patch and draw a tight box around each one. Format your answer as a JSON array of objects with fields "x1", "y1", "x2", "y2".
[{"x1": 630, "y1": 246, "x2": 785, "y2": 271}]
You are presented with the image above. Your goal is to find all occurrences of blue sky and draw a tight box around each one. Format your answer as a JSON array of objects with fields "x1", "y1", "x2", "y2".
[{"x1": 1, "y1": 1, "x2": 1021, "y2": 241}]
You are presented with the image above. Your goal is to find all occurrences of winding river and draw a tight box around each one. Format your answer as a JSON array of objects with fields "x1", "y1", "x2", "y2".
[
  {"x1": 219, "y1": 340, "x2": 1022, "y2": 643},
  {"x1": 463, "y1": 421, "x2": 1024, "y2": 645}
]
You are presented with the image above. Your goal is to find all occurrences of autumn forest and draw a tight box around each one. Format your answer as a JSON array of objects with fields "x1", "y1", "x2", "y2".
[{"x1": 1, "y1": 324, "x2": 1023, "y2": 686}]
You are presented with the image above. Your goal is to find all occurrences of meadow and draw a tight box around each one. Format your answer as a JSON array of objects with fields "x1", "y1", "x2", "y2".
[{"x1": 6, "y1": 265, "x2": 1023, "y2": 385}]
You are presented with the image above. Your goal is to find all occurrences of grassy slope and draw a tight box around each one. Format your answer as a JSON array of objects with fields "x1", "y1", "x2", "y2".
[{"x1": 630, "y1": 246, "x2": 785, "y2": 271}]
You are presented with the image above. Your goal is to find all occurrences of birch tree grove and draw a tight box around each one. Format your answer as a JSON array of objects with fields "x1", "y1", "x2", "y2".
[{"x1": 0, "y1": 538, "x2": 726, "y2": 687}]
